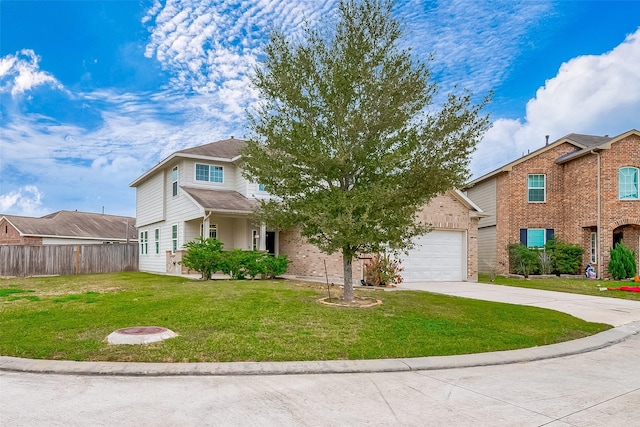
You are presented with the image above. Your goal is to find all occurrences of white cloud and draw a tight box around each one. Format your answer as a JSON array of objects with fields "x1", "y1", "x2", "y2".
[
  {"x1": 0, "y1": 186, "x2": 46, "y2": 216},
  {"x1": 471, "y1": 27, "x2": 640, "y2": 178},
  {"x1": 0, "y1": 49, "x2": 63, "y2": 97}
]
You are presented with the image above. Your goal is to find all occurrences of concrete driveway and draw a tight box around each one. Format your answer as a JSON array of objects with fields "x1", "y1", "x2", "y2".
[{"x1": 397, "y1": 281, "x2": 640, "y2": 326}]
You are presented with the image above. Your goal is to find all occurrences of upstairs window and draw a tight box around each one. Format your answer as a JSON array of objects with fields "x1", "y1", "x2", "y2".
[
  {"x1": 619, "y1": 167, "x2": 639, "y2": 200},
  {"x1": 258, "y1": 184, "x2": 267, "y2": 192},
  {"x1": 195, "y1": 164, "x2": 224, "y2": 183},
  {"x1": 528, "y1": 174, "x2": 546, "y2": 202},
  {"x1": 171, "y1": 166, "x2": 178, "y2": 196}
]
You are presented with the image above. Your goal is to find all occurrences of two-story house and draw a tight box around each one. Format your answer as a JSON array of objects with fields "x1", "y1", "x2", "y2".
[
  {"x1": 129, "y1": 138, "x2": 277, "y2": 274},
  {"x1": 131, "y1": 137, "x2": 486, "y2": 282},
  {"x1": 466, "y1": 129, "x2": 640, "y2": 278}
]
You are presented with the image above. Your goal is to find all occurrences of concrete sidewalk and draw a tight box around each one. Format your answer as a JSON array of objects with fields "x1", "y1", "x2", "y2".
[{"x1": 2, "y1": 281, "x2": 640, "y2": 376}]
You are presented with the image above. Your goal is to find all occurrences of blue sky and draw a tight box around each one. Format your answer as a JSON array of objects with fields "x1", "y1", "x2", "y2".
[{"x1": 1, "y1": 0, "x2": 639, "y2": 218}]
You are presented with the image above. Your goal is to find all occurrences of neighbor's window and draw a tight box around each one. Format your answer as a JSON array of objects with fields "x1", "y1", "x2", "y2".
[
  {"x1": 619, "y1": 167, "x2": 639, "y2": 200},
  {"x1": 154, "y1": 228, "x2": 160, "y2": 254},
  {"x1": 526, "y1": 229, "x2": 545, "y2": 248},
  {"x1": 258, "y1": 183, "x2": 267, "y2": 192},
  {"x1": 171, "y1": 166, "x2": 179, "y2": 197},
  {"x1": 171, "y1": 224, "x2": 178, "y2": 252},
  {"x1": 528, "y1": 174, "x2": 546, "y2": 202},
  {"x1": 590, "y1": 232, "x2": 597, "y2": 264},
  {"x1": 195, "y1": 164, "x2": 224, "y2": 183}
]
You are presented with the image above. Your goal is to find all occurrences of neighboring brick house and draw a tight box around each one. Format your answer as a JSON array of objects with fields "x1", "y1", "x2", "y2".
[
  {"x1": 131, "y1": 138, "x2": 484, "y2": 282},
  {"x1": 0, "y1": 211, "x2": 137, "y2": 245},
  {"x1": 466, "y1": 129, "x2": 640, "y2": 278}
]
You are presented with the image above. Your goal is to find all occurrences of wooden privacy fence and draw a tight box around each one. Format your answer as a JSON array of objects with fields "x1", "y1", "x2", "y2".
[{"x1": 0, "y1": 244, "x2": 139, "y2": 277}]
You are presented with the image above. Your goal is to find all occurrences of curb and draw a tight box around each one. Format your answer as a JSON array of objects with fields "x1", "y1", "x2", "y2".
[{"x1": 2, "y1": 321, "x2": 639, "y2": 377}]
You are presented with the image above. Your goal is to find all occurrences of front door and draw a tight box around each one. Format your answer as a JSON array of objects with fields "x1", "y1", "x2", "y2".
[{"x1": 266, "y1": 231, "x2": 276, "y2": 254}]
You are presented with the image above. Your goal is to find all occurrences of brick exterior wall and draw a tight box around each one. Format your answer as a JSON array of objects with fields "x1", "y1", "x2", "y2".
[
  {"x1": 280, "y1": 192, "x2": 480, "y2": 282},
  {"x1": 490, "y1": 134, "x2": 640, "y2": 278},
  {"x1": 0, "y1": 219, "x2": 43, "y2": 245}
]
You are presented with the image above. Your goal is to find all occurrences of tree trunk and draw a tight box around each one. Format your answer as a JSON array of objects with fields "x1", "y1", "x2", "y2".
[{"x1": 342, "y1": 249, "x2": 354, "y2": 302}]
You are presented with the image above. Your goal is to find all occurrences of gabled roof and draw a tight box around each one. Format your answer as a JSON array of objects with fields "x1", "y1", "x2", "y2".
[
  {"x1": 129, "y1": 138, "x2": 246, "y2": 187},
  {"x1": 450, "y1": 189, "x2": 487, "y2": 218},
  {"x1": 466, "y1": 130, "x2": 637, "y2": 187},
  {"x1": 181, "y1": 187, "x2": 257, "y2": 215},
  {"x1": 556, "y1": 129, "x2": 639, "y2": 164},
  {"x1": 1, "y1": 211, "x2": 137, "y2": 241}
]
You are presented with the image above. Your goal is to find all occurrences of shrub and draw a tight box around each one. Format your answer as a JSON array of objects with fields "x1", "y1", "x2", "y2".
[
  {"x1": 262, "y1": 254, "x2": 291, "y2": 279},
  {"x1": 508, "y1": 243, "x2": 540, "y2": 277},
  {"x1": 547, "y1": 240, "x2": 584, "y2": 274},
  {"x1": 221, "y1": 250, "x2": 291, "y2": 280},
  {"x1": 180, "y1": 238, "x2": 225, "y2": 280},
  {"x1": 608, "y1": 243, "x2": 637, "y2": 280},
  {"x1": 365, "y1": 253, "x2": 403, "y2": 286}
]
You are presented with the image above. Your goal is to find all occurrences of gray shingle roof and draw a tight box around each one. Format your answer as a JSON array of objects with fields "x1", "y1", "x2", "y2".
[
  {"x1": 176, "y1": 138, "x2": 246, "y2": 159},
  {"x1": 181, "y1": 187, "x2": 257, "y2": 214},
  {"x1": 2, "y1": 211, "x2": 137, "y2": 241}
]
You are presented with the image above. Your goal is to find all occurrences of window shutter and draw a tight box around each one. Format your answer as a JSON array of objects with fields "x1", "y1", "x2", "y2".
[
  {"x1": 546, "y1": 229, "x2": 554, "y2": 242},
  {"x1": 520, "y1": 229, "x2": 527, "y2": 245}
]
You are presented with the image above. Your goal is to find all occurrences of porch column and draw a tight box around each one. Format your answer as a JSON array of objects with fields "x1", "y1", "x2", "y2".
[{"x1": 260, "y1": 223, "x2": 267, "y2": 251}]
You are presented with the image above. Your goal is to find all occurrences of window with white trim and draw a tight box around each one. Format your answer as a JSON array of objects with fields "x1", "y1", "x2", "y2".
[
  {"x1": 209, "y1": 224, "x2": 218, "y2": 239},
  {"x1": 252, "y1": 229, "x2": 259, "y2": 250},
  {"x1": 258, "y1": 184, "x2": 266, "y2": 192},
  {"x1": 619, "y1": 167, "x2": 639, "y2": 200},
  {"x1": 154, "y1": 228, "x2": 160, "y2": 254},
  {"x1": 171, "y1": 224, "x2": 178, "y2": 252},
  {"x1": 171, "y1": 166, "x2": 178, "y2": 197},
  {"x1": 528, "y1": 174, "x2": 546, "y2": 202},
  {"x1": 195, "y1": 164, "x2": 224, "y2": 183},
  {"x1": 139, "y1": 230, "x2": 148, "y2": 255},
  {"x1": 590, "y1": 232, "x2": 597, "y2": 264}
]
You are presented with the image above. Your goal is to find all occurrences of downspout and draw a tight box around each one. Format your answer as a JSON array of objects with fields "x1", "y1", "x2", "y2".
[{"x1": 591, "y1": 150, "x2": 601, "y2": 278}]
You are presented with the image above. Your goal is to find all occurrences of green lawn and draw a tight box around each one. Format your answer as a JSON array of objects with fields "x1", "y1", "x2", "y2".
[
  {"x1": 479, "y1": 274, "x2": 640, "y2": 301},
  {"x1": 0, "y1": 272, "x2": 609, "y2": 363}
]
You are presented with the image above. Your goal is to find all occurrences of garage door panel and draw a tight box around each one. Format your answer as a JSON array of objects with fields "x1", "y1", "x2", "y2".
[{"x1": 400, "y1": 230, "x2": 464, "y2": 282}]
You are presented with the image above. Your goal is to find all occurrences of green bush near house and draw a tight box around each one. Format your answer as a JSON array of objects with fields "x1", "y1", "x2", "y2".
[
  {"x1": 546, "y1": 240, "x2": 584, "y2": 275},
  {"x1": 180, "y1": 238, "x2": 291, "y2": 280},
  {"x1": 509, "y1": 243, "x2": 540, "y2": 277},
  {"x1": 509, "y1": 240, "x2": 585, "y2": 277},
  {"x1": 608, "y1": 243, "x2": 637, "y2": 280}
]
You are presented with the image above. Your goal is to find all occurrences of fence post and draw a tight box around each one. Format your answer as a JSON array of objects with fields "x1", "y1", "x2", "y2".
[{"x1": 75, "y1": 245, "x2": 81, "y2": 275}]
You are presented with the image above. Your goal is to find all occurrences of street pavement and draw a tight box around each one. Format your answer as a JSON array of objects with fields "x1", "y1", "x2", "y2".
[{"x1": 2, "y1": 281, "x2": 640, "y2": 426}]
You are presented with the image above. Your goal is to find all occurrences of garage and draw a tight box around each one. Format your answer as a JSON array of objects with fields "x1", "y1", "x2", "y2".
[{"x1": 400, "y1": 230, "x2": 466, "y2": 282}]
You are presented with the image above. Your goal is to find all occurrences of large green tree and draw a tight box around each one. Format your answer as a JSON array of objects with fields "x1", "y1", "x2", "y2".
[{"x1": 242, "y1": 0, "x2": 490, "y2": 301}]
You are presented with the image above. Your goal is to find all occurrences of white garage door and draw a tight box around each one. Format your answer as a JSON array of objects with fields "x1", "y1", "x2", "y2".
[{"x1": 400, "y1": 230, "x2": 465, "y2": 282}]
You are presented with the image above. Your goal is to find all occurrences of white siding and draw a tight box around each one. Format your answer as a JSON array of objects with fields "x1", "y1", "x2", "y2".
[
  {"x1": 477, "y1": 226, "x2": 497, "y2": 274},
  {"x1": 135, "y1": 171, "x2": 165, "y2": 227},
  {"x1": 184, "y1": 160, "x2": 237, "y2": 190},
  {"x1": 137, "y1": 224, "x2": 166, "y2": 273},
  {"x1": 235, "y1": 166, "x2": 250, "y2": 196},
  {"x1": 467, "y1": 178, "x2": 496, "y2": 228}
]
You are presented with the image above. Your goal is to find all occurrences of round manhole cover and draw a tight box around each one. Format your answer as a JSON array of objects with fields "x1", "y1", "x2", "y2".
[
  {"x1": 116, "y1": 326, "x2": 168, "y2": 335},
  {"x1": 107, "y1": 326, "x2": 178, "y2": 345}
]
